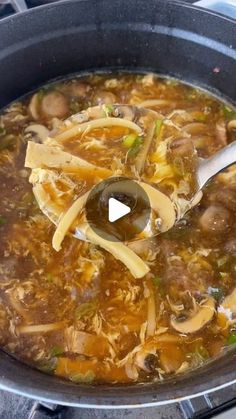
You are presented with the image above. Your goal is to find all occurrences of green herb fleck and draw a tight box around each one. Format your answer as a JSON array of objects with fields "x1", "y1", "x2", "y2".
[
  {"x1": 37, "y1": 89, "x2": 46, "y2": 102},
  {"x1": 122, "y1": 133, "x2": 137, "y2": 148},
  {"x1": 195, "y1": 113, "x2": 207, "y2": 122},
  {"x1": 0, "y1": 126, "x2": 6, "y2": 136},
  {"x1": 0, "y1": 134, "x2": 16, "y2": 151},
  {"x1": 227, "y1": 331, "x2": 236, "y2": 345},
  {"x1": 187, "y1": 92, "x2": 197, "y2": 101},
  {"x1": 223, "y1": 105, "x2": 236, "y2": 121},
  {"x1": 152, "y1": 276, "x2": 161, "y2": 287},
  {"x1": 208, "y1": 286, "x2": 223, "y2": 302},
  {"x1": 46, "y1": 273, "x2": 54, "y2": 283},
  {"x1": 0, "y1": 216, "x2": 6, "y2": 226},
  {"x1": 127, "y1": 136, "x2": 144, "y2": 157},
  {"x1": 38, "y1": 357, "x2": 57, "y2": 373},
  {"x1": 75, "y1": 302, "x2": 97, "y2": 320},
  {"x1": 196, "y1": 345, "x2": 209, "y2": 359},
  {"x1": 164, "y1": 226, "x2": 188, "y2": 240},
  {"x1": 152, "y1": 276, "x2": 166, "y2": 297},
  {"x1": 103, "y1": 104, "x2": 114, "y2": 116},
  {"x1": 51, "y1": 345, "x2": 64, "y2": 357},
  {"x1": 69, "y1": 370, "x2": 95, "y2": 383},
  {"x1": 155, "y1": 119, "x2": 163, "y2": 137}
]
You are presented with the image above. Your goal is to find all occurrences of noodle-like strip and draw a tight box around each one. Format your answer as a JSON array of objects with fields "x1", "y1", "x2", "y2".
[
  {"x1": 52, "y1": 191, "x2": 90, "y2": 251},
  {"x1": 79, "y1": 225, "x2": 150, "y2": 279},
  {"x1": 137, "y1": 182, "x2": 176, "y2": 232},
  {"x1": 135, "y1": 120, "x2": 156, "y2": 173},
  {"x1": 18, "y1": 321, "x2": 65, "y2": 334},
  {"x1": 52, "y1": 192, "x2": 150, "y2": 278},
  {"x1": 33, "y1": 184, "x2": 61, "y2": 225},
  {"x1": 53, "y1": 118, "x2": 142, "y2": 142}
]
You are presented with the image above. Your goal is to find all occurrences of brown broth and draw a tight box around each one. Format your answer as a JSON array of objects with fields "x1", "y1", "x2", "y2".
[{"x1": 0, "y1": 73, "x2": 235, "y2": 384}]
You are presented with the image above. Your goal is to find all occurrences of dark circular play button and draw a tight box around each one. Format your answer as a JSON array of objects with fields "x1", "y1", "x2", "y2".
[{"x1": 85, "y1": 177, "x2": 151, "y2": 242}]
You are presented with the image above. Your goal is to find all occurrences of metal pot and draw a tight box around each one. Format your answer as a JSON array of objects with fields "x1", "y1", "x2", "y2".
[{"x1": 0, "y1": 0, "x2": 235, "y2": 408}]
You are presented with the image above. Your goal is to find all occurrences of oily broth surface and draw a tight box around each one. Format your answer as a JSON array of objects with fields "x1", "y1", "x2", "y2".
[{"x1": 0, "y1": 73, "x2": 235, "y2": 384}]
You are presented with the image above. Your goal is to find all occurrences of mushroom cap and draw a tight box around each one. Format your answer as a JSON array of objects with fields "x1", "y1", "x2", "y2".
[{"x1": 171, "y1": 296, "x2": 215, "y2": 334}]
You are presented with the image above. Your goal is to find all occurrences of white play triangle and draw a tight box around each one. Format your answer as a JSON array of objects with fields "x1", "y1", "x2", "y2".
[{"x1": 108, "y1": 197, "x2": 131, "y2": 222}]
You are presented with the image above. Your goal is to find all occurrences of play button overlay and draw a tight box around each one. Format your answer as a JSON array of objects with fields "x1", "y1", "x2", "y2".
[
  {"x1": 108, "y1": 198, "x2": 131, "y2": 222},
  {"x1": 85, "y1": 177, "x2": 151, "y2": 241}
]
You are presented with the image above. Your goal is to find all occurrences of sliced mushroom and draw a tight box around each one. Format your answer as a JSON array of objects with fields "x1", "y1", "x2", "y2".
[
  {"x1": 114, "y1": 105, "x2": 136, "y2": 121},
  {"x1": 28, "y1": 91, "x2": 69, "y2": 120},
  {"x1": 227, "y1": 120, "x2": 236, "y2": 131},
  {"x1": 171, "y1": 296, "x2": 215, "y2": 334},
  {"x1": 41, "y1": 91, "x2": 69, "y2": 119},
  {"x1": 199, "y1": 205, "x2": 232, "y2": 233},
  {"x1": 28, "y1": 93, "x2": 40, "y2": 120},
  {"x1": 182, "y1": 122, "x2": 208, "y2": 136},
  {"x1": 93, "y1": 90, "x2": 117, "y2": 105},
  {"x1": 159, "y1": 344, "x2": 184, "y2": 373},
  {"x1": 209, "y1": 187, "x2": 236, "y2": 212},
  {"x1": 169, "y1": 137, "x2": 195, "y2": 158},
  {"x1": 135, "y1": 348, "x2": 157, "y2": 372},
  {"x1": 25, "y1": 124, "x2": 49, "y2": 143},
  {"x1": 67, "y1": 81, "x2": 91, "y2": 98}
]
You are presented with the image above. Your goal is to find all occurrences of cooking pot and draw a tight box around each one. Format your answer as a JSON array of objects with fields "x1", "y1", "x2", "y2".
[{"x1": 0, "y1": 0, "x2": 235, "y2": 408}]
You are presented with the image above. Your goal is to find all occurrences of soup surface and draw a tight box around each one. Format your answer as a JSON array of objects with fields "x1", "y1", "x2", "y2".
[{"x1": 0, "y1": 73, "x2": 236, "y2": 384}]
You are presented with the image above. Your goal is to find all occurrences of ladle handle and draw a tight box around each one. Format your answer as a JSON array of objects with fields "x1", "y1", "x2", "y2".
[{"x1": 197, "y1": 141, "x2": 236, "y2": 189}]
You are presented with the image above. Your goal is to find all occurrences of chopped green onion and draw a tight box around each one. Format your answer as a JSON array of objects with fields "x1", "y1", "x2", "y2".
[
  {"x1": 127, "y1": 136, "x2": 144, "y2": 157},
  {"x1": 38, "y1": 357, "x2": 57, "y2": 373},
  {"x1": 227, "y1": 331, "x2": 236, "y2": 345},
  {"x1": 208, "y1": 286, "x2": 223, "y2": 301},
  {"x1": 0, "y1": 134, "x2": 16, "y2": 151},
  {"x1": 155, "y1": 119, "x2": 163, "y2": 137},
  {"x1": 187, "y1": 92, "x2": 197, "y2": 101},
  {"x1": 195, "y1": 345, "x2": 209, "y2": 359},
  {"x1": 75, "y1": 302, "x2": 97, "y2": 320},
  {"x1": 122, "y1": 133, "x2": 137, "y2": 148},
  {"x1": 69, "y1": 370, "x2": 95, "y2": 383},
  {"x1": 37, "y1": 89, "x2": 46, "y2": 102},
  {"x1": 103, "y1": 104, "x2": 114, "y2": 116},
  {"x1": 152, "y1": 276, "x2": 166, "y2": 296},
  {"x1": 195, "y1": 113, "x2": 207, "y2": 122},
  {"x1": 223, "y1": 105, "x2": 235, "y2": 120},
  {"x1": 152, "y1": 276, "x2": 161, "y2": 287},
  {"x1": 51, "y1": 345, "x2": 64, "y2": 357},
  {"x1": 0, "y1": 216, "x2": 6, "y2": 226},
  {"x1": 0, "y1": 127, "x2": 6, "y2": 136},
  {"x1": 46, "y1": 273, "x2": 54, "y2": 283}
]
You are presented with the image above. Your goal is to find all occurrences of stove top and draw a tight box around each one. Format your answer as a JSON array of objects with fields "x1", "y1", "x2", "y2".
[{"x1": 0, "y1": 0, "x2": 235, "y2": 418}]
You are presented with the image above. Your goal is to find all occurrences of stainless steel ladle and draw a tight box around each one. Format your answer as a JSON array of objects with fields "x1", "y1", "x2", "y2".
[{"x1": 197, "y1": 140, "x2": 236, "y2": 190}]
